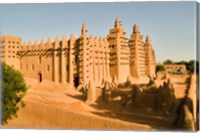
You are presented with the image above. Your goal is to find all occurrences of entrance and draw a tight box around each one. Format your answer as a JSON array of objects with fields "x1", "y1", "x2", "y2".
[
  {"x1": 74, "y1": 74, "x2": 79, "y2": 88},
  {"x1": 38, "y1": 71, "x2": 42, "y2": 82}
]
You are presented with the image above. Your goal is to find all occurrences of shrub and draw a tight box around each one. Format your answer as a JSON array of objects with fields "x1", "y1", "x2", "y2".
[
  {"x1": 156, "y1": 64, "x2": 166, "y2": 73},
  {"x1": 1, "y1": 62, "x2": 27, "y2": 125}
]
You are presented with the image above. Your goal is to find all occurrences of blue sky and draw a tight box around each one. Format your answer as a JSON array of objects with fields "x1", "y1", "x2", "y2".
[{"x1": 0, "y1": 2, "x2": 197, "y2": 62}]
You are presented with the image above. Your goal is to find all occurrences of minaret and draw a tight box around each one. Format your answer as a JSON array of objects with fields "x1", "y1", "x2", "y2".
[
  {"x1": 129, "y1": 23, "x2": 146, "y2": 79},
  {"x1": 79, "y1": 23, "x2": 90, "y2": 87},
  {"x1": 107, "y1": 17, "x2": 129, "y2": 83},
  {"x1": 144, "y1": 35, "x2": 156, "y2": 78}
]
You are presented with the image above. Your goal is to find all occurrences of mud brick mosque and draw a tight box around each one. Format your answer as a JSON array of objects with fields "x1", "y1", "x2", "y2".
[{"x1": 0, "y1": 17, "x2": 156, "y2": 88}]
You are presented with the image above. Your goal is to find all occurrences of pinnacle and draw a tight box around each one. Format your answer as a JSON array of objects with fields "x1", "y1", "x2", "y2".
[
  {"x1": 115, "y1": 16, "x2": 121, "y2": 28},
  {"x1": 146, "y1": 35, "x2": 150, "y2": 43},
  {"x1": 81, "y1": 22, "x2": 87, "y2": 35},
  {"x1": 133, "y1": 23, "x2": 139, "y2": 33}
]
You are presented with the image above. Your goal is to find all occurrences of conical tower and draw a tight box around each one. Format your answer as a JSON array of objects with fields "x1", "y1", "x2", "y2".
[
  {"x1": 144, "y1": 35, "x2": 156, "y2": 78},
  {"x1": 129, "y1": 23, "x2": 145, "y2": 79},
  {"x1": 78, "y1": 23, "x2": 91, "y2": 87},
  {"x1": 107, "y1": 17, "x2": 130, "y2": 83}
]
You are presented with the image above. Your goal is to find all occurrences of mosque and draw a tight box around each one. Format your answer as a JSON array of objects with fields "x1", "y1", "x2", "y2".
[{"x1": 0, "y1": 17, "x2": 156, "y2": 88}]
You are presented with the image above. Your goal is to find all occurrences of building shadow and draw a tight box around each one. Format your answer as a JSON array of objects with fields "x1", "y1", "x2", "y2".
[
  {"x1": 64, "y1": 78, "x2": 195, "y2": 130},
  {"x1": 65, "y1": 93, "x2": 87, "y2": 101},
  {"x1": 89, "y1": 95, "x2": 172, "y2": 129},
  {"x1": 173, "y1": 75, "x2": 196, "y2": 130}
]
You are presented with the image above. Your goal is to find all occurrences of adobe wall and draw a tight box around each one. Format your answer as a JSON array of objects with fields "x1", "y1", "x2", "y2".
[
  {"x1": 20, "y1": 40, "x2": 54, "y2": 81},
  {"x1": 164, "y1": 64, "x2": 187, "y2": 73},
  {"x1": 19, "y1": 35, "x2": 70, "y2": 83},
  {"x1": 1, "y1": 17, "x2": 157, "y2": 88},
  {"x1": 0, "y1": 36, "x2": 21, "y2": 70}
]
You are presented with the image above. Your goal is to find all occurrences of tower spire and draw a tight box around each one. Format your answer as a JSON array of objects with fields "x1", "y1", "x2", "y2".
[
  {"x1": 81, "y1": 22, "x2": 87, "y2": 35},
  {"x1": 133, "y1": 23, "x2": 139, "y2": 33},
  {"x1": 115, "y1": 17, "x2": 120, "y2": 28},
  {"x1": 146, "y1": 35, "x2": 150, "y2": 43}
]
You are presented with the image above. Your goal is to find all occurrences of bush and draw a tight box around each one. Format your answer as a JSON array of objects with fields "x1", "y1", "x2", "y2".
[
  {"x1": 156, "y1": 64, "x2": 166, "y2": 73},
  {"x1": 163, "y1": 59, "x2": 173, "y2": 64},
  {"x1": 175, "y1": 60, "x2": 199, "y2": 74},
  {"x1": 1, "y1": 62, "x2": 27, "y2": 125}
]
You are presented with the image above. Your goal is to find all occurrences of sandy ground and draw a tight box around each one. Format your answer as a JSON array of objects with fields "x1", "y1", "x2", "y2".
[
  {"x1": 2, "y1": 74, "x2": 192, "y2": 130},
  {"x1": 2, "y1": 78, "x2": 154, "y2": 130}
]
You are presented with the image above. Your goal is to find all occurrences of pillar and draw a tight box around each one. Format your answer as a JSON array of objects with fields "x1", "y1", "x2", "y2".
[
  {"x1": 61, "y1": 35, "x2": 67, "y2": 84},
  {"x1": 53, "y1": 36, "x2": 59, "y2": 83},
  {"x1": 69, "y1": 34, "x2": 75, "y2": 87}
]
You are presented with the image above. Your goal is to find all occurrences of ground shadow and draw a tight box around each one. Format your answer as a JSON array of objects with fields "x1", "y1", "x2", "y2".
[
  {"x1": 65, "y1": 93, "x2": 87, "y2": 101},
  {"x1": 64, "y1": 81, "x2": 192, "y2": 130},
  {"x1": 89, "y1": 93, "x2": 172, "y2": 129},
  {"x1": 173, "y1": 75, "x2": 196, "y2": 130}
]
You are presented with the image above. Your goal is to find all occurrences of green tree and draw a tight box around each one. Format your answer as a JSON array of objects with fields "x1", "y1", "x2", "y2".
[
  {"x1": 175, "y1": 60, "x2": 187, "y2": 65},
  {"x1": 187, "y1": 60, "x2": 195, "y2": 73},
  {"x1": 195, "y1": 60, "x2": 199, "y2": 74},
  {"x1": 187, "y1": 60, "x2": 199, "y2": 74},
  {"x1": 156, "y1": 64, "x2": 166, "y2": 73},
  {"x1": 176, "y1": 60, "x2": 199, "y2": 74},
  {"x1": 163, "y1": 59, "x2": 173, "y2": 64},
  {"x1": 172, "y1": 60, "x2": 198, "y2": 74},
  {"x1": 1, "y1": 62, "x2": 27, "y2": 125}
]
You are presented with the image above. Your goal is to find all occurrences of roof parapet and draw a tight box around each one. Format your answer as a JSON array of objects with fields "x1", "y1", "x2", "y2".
[
  {"x1": 54, "y1": 36, "x2": 60, "y2": 48},
  {"x1": 62, "y1": 34, "x2": 68, "y2": 48}
]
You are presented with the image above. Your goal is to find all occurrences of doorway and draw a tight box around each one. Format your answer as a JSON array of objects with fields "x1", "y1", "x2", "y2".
[
  {"x1": 74, "y1": 74, "x2": 79, "y2": 88},
  {"x1": 38, "y1": 71, "x2": 42, "y2": 82}
]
